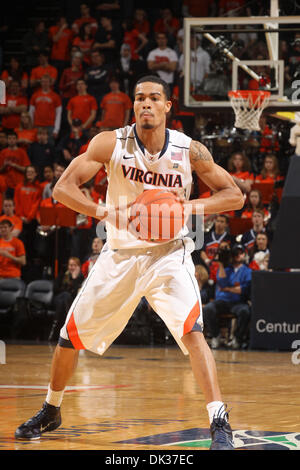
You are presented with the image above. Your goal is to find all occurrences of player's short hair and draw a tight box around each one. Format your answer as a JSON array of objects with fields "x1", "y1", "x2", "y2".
[{"x1": 134, "y1": 75, "x2": 171, "y2": 100}]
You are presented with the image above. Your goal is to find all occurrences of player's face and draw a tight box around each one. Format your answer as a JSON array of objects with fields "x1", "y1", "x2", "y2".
[{"x1": 134, "y1": 82, "x2": 172, "y2": 130}]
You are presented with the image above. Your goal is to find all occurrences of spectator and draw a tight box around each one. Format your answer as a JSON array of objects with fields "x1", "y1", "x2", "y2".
[
  {"x1": 57, "y1": 119, "x2": 87, "y2": 164},
  {"x1": 27, "y1": 127, "x2": 56, "y2": 179},
  {"x1": 1, "y1": 56, "x2": 28, "y2": 91},
  {"x1": 133, "y1": 8, "x2": 150, "y2": 38},
  {"x1": 227, "y1": 151, "x2": 254, "y2": 194},
  {"x1": 48, "y1": 256, "x2": 84, "y2": 342},
  {"x1": 72, "y1": 3, "x2": 98, "y2": 37},
  {"x1": 96, "y1": 77, "x2": 132, "y2": 130},
  {"x1": 85, "y1": 49, "x2": 110, "y2": 102},
  {"x1": 40, "y1": 165, "x2": 54, "y2": 191},
  {"x1": 42, "y1": 162, "x2": 66, "y2": 199},
  {"x1": 93, "y1": 15, "x2": 121, "y2": 62},
  {"x1": 14, "y1": 165, "x2": 42, "y2": 258},
  {"x1": 0, "y1": 131, "x2": 30, "y2": 192},
  {"x1": 241, "y1": 208, "x2": 266, "y2": 254},
  {"x1": 29, "y1": 74, "x2": 62, "y2": 142},
  {"x1": 197, "y1": 214, "x2": 231, "y2": 267},
  {"x1": 115, "y1": 43, "x2": 147, "y2": 96},
  {"x1": 241, "y1": 188, "x2": 269, "y2": 220},
  {"x1": 203, "y1": 243, "x2": 251, "y2": 350},
  {"x1": 30, "y1": 51, "x2": 58, "y2": 90},
  {"x1": 258, "y1": 115, "x2": 279, "y2": 155},
  {"x1": 179, "y1": 34, "x2": 210, "y2": 91},
  {"x1": 153, "y1": 8, "x2": 180, "y2": 44},
  {"x1": 66, "y1": 79, "x2": 98, "y2": 132},
  {"x1": 72, "y1": 22, "x2": 95, "y2": 66},
  {"x1": 49, "y1": 17, "x2": 73, "y2": 75},
  {"x1": 249, "y1": 232, "x2": 270, "y2": 271},
  {"x1": 15, "y1": 112, "x2": 38, "y2": 149},
  {"x1": 147, "y1": 32, "x2": 178, "y2": 88},
  {"x1": 255, "y1": 154, "x2": 284, "y2": 184},
  {"x1": 81, "y1": 237, "x2": 103, "y2": 278},
  {"x1": 0, "y1": 219, "x2": 26, "y2": 279},
  {"x1": 22, "y1": 20, "x2": 50, "y2": 68},
  {"x1": 0, "y1": 198, "x2": 23, "y2": 238},
  {"x1": 59, "y1": 52, "x2": 84, "y2": 102},
  {"x1": 121, "y1": 18, "x2": 148, "y2": 61},
  {"x1": 0, "y1": 80, "x2": 28, "y2": 131}
]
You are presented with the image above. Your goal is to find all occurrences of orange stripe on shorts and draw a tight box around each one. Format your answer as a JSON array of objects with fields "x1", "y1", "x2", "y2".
[
  {"x1": 66, "y1": 311, "x2": 85, "y2": 350},
  {"x1": 183, "y1": 301, "x2": 201, "y2": 336}
]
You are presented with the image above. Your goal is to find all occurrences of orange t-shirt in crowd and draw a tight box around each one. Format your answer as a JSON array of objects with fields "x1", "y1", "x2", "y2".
[
  {"x1": 0, "y1": 94, "x2": 28, "y2": 129},
  {"x1": 67, "y1": 94, "x2": 98, "y2": 128},
  {"x1": 0, "y1": 214, "x2": 23, "y2": 233},
  {"x1": 30, "y1": 90, "x2": 62, "y2": 127},
  {"x1": 0, "y1": 147, "x2": 30, "y2": 188},
  {"x1": 255, "y1": 174, "x2": 284, "y2": 184},
  {"x1": 241, "y1": 207, "x2": 270, "y2": 219},
  {"x1": 153, "y1": 17, "x2": 180, "y2": 35},
  {"x1": 72, "y1": 37, "x2": 94, "y2": 64},
  {"x1": 98, "y1": 92, "x2": 132, "y2": 128},
  {"x1": 15, "y1": 128, "x2": 38, "y2": 147},
  {"x1": 230, "y1": 171, "x2": 254, "y2": 181},
  {"x1": 14, "y1": 181, "x2": 42, "y2": 221},
  {"x1": 0, "y1": 236, "x2": 25, "y2": 278},
  {"x1": 30, "y1": 65, "x2": 58, "y2": 84},
  {"x1": 49, "y1": 26, "x2": 73, "y2": 61},
  {"x1": 1, "y1": 70, "x2": 28, "y2": 88}
]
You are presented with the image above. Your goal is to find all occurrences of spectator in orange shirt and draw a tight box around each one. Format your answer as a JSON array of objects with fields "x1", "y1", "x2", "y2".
[
  {"x1": 227, "y1": 151, "x2": 254, "y2": 194},
  {"x1": 14, "y1": 165, "x2": 42, "y2": 259},
  {"x1": 49, "y1": 17, "x2": 73, "y2": 73},
  {"x1": 72, "y1": 3, "x2": 98, "y2": 37},
  {"x1": 0, "y1": 131, "x2": 30, "y2": 191},
  {"x1": 241, "y1": 189, "x2": 270, "y2": 220},
  {"x1": 0, "y1": 219, "x2": 26, "y2": 279},
  {"x1": 0, "y1": 80, "x2": 28, "y2": 131},
  {"x1": 153, "y1": 8, "x2": 180, "y2": 43},
  {"x1": 67, "y1": 79, "x2": 97, "y2": 132},
  {"x1": 0, "y1": 197, "x2": 23, "y2": 238},
  {"x1": 1, "y1": 56, "x2": 28, "y2": 91},
  {"x1": 72, "y1": 23, "x2": 95, "y2": 66},
  {"x1": 15, "y1": 112, "x2": 38, "y2": 149},
  {"x1": 96, "y1": 77, "x2": 132, "y2": 130},
  {"x1": 30, "y1": 51, "x2": 58, "y2": 89},
  {"x1": 59, "y1": 52, "x2": 84, "y2": 101},
  {"x1": 29, "y1": 75, "x2": 62, "y2": 142},
  {"x1": 121, "y1": 18, "x2": 148, "y2": 61},
  {"x1": 133, "y1": 9, "x2": 150, "y2": 37},
  {"x1": 255, "y1": 154, "x2": 284, "y2": 184}
]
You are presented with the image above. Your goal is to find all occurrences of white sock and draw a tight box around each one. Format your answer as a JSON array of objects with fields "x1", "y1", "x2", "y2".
[
  {"x1": 46, "y1": 384, "x2": 65, "y2": 407},
  {"x1": 206, "y1": 401, "x2": 227, "y2": 424}
]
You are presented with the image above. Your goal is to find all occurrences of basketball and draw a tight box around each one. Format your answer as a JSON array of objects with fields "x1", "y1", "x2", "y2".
[{"x1": 129, "y1": 189, "x2": 184, "y2": 242}]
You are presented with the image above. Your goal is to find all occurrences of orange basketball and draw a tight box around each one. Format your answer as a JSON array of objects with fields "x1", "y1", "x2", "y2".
[{"x1": 129, "y1": 189, "x2": 184, "y2": 242}]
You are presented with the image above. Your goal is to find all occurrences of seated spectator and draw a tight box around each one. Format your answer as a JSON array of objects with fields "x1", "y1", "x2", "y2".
[
  {"x1": 81, "y1": 237, "x2": 103, "y2": 278},
  {"x1": 0, "y1": 219, "x2": 26, "y2": 279},
  {"x1": 22, "y1": 20, "x2": 50, "y2": 69},
  {"x1": 72, "y1": 22, "x2": 95, "y2": 66},
  {"x1": 29, "y1": 74, "x2": 62, "y2": 142},
  {"x1": 93, "y1": 15, "x2": 121, "y2": 63},
  {"x1": 153, "y1": 8, "x2": 180, "y2": 44},
  {"x1": 72, "y1": 3, "x2": 98, "y2": 37},
  {"x1": 241, "y1": 209, "x2": 267, "y2": 254},
  {"x1": 85, "y1": 49, "x2": 110, "y2": 103},
  {"x1": 0, "y1": 197, "x2": 23, "y2": 238},
  {"x1": 241, "y1": 188, "x2": 270, "y2": 220},
  {"x1": 203, "y1": 243, "x2": 252, "y2": 350},
  {"x1": 39, "y1": 164, "x2": 54, "y2": 191},
  {"x1": 96, "y1": 77, "x2": 132, "y2": 130},
  {"x1": 42, "y1": 162, "x2": 66, "y2": 199},
  {"x1": 249, "y1": 232, "x2": 270, "y2": 271},
  {"x1": 14, "y1": 165, "x2": 42, "y2": 258},
  {"x1": 66, "y1": 79, "x2": 98, "y2": 132},
  {"x1": 57, "y1": 119, "x2": 87, "y2": 165},
  {"x1": 27, "y1": 127, "x2": 56, "y2": 179},
  {"x1": 121, "y1": 18, "x2": 148, "y2": 61},
  {"x1": 1, "y1": 56, "x2": 28, "y2": 91},
  {"x1": 49, "y1": 17, "x2": 73, "y2": 74},
  {"x1": 0, "y1": 130, "x2": 7, "y2": 151},
  {"x1": 15, "y1": 112, "x2": 38, "y2": 149},
  {"x1": 48, "y1": 256, "x2": 84, "y2": 342},
  {"x1": 59, "y1": 52, "x2": 84, "y2": 101},
  {"x1": 29, "y1": 51, "x2": 58, "y2": 89},
  {"x1": 195, "y1": 214, "x2": 231, "y2": 267},
  {"x1": 0, "y1": 131, "x2": 30, "y2": 192},
  {"x1": 133, "y1": 8, "x2": 150, "y2": 38},
  {"x1": 255, "y1": 154, "x2": 284, "y2": 184},
  {"x1": 147, "y1": 32, "x2": 178, "y2": 88},
  {"x1": 0, "y1": 80, "x2": 28, "y2": 131},
  {"x1": 227, "y1": 151, "x2": 254, "y2": 194}
]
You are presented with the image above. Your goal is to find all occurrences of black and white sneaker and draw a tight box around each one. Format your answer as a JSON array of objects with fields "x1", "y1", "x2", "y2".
[
  {"x1": 210, "y1": 405, "x2": 234, "y2": 450},
  {"x1": 15, "y1": 402, "x2": 61, "y2": 440}
]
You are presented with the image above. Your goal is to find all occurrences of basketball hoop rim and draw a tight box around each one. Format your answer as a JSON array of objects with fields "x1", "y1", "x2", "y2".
[{"x1": 228, "y1": 90, "x2": 271, "y2": 101}]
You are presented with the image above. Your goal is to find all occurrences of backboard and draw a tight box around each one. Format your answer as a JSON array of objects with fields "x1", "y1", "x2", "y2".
[{"x1": 183, "y1": 14, "x2": 300, "y2": 113}]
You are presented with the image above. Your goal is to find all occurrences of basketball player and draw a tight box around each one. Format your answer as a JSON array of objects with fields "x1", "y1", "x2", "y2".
[{"x1": 15, "y1": 75, "x2": 243, "y2": 450}]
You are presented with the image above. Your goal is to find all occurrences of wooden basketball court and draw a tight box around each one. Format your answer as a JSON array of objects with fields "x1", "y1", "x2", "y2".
[{"x1": 0, "y1": 343, "x2": 299, "y2": 451}]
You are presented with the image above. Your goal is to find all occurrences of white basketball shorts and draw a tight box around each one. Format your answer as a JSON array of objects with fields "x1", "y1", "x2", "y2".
[{"x1": 59, "y1": 237, "x2": 203, "y2": 355}]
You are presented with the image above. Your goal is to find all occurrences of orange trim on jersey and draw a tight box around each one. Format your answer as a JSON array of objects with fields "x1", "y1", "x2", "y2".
[
  {"x1": 183, "y1": 301, "x2": 201, "y2": 336},
  {"x1": 66, "y1": 312, "x2": 85, "y2": 350}
]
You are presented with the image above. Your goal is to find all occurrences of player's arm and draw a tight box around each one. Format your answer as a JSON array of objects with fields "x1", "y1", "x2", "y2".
[
  {"x1": 186, "y1": 140, "x2": 244, "y2": 214},
  {"x1": 53, "y1": 131, "x2": 116, "y2": 220}
]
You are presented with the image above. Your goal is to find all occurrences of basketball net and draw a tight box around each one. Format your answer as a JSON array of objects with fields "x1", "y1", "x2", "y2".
[{"x1": 228, "y1": 90, "x2": 271, "y2": 131}]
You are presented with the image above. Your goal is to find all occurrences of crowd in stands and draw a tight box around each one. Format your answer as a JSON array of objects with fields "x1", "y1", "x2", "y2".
[{"x1": 0, "y1": 0, "x2": 299, "y2": 348}]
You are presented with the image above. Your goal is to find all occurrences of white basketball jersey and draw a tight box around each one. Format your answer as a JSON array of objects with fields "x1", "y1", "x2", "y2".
[{"x1": 105, "y1": 124, "x2": 192, "y2": 249}]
